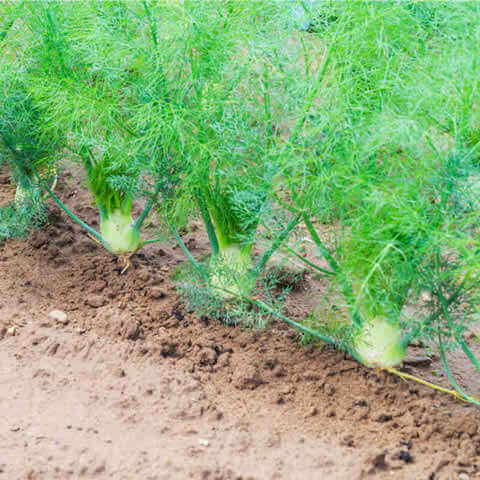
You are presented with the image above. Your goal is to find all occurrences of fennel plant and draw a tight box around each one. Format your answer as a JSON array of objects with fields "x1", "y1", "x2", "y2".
[
  {"x1": 13, "y1": 1, "x2": 166, "y2": 255},
  {"x1": 274, "y1": 1, "x2": 480, "y2": 390}
]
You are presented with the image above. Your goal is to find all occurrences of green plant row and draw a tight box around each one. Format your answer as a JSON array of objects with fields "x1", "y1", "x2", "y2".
[{"x1": 1, "y1": 1, "x2": 480, "y2": 404}]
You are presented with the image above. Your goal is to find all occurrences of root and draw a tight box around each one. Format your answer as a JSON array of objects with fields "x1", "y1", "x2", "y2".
[
  {"x1": 118, "y1": 254, "x2": 133, "y2": 274},
  {"x1": 88, "y1": 233, "x2": 103, "y2": 248},
  {"x1": 385, "y1": 367, "x2": 480, "y2": 404}
]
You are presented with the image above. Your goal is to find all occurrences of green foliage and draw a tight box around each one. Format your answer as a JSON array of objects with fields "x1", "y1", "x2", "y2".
[
  {"x1": 0, "y1": 198, "x2": 48, "y2": 244},
  {"x1": 0, "y1": 65, "x2": 60, "y2": 191},
  {"x1": 175, "y1": 259, "x2": 292, "y2": 329}
]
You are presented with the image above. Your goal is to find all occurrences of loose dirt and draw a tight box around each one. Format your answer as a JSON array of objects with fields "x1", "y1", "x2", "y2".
[{"x1": 1, "y1": 169, "x2": 479, "y2": 479}]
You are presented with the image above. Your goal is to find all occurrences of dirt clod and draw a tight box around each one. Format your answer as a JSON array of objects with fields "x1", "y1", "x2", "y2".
[
  {"x1": 149, "y1": 287, "x2": 166, "y2": 299},
  {"x1": 232, "y1": 365, "x2": 262, "y2": 390},
  {"x1": 368, "y1": 450, "x2": 388, "y2": 472}
]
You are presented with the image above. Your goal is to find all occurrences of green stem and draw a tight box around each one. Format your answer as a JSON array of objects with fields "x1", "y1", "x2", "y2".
[
  {"x1": 437, "y1": 281, "x2": 480, "y2": 374},
  {"x1": 141, "y1": 0, "x2": 168, "y2": 99},
  {"x1": 459, "y1": 339, "x2": 480, "y2": 373},
  {"x1": 0, "y1": 1, "x2": 24, "y2": 45},
  {"x1": 253, "y1": 213, "x2": 301, "y2": 276},
  {"x1": 31, "y1": 166, "x2": 113, "y2": 252},
  {"x1": 278, "y1": 242, "x2": 335, "y2": 276},
  {"x1": 290, "y1": 47, "x2": 332, "y2": 145},
  {"x1": 172, "y1": 226, "x2": 208, "y2": 282},
  {"x1": 139, "y1": 236, "x2": 164, "y2": 246},
  {"x1": 438, "y1": 333, "x2": 480, "y2": 407},
  {"x1": 208, "y1": 276, "x2": 357, "y2": 360},
  {"x1": 197, "y1": 191, "x2": 219, "y2": 256},
  {"x1": 303, "y1": 214, "x2": 362, "y2": 329},
  {"x1": 133, "y1": 177, "x2": 163, "y2": 231},
  {"x1": 249, "y1": 296, "x2": 362, "y2": 363},
  {"x1": 402, "y1": 281, "x2": 466, "y2": 347},
  {"x1": 303, "y1": 215, "x2": 339, "y2": 272},
  {"x1": 1, "y1": 132, "x2": 107, "y2": 248},
  {"x1": 111, "y1": 115, "x2": 140, "y2": 139}
]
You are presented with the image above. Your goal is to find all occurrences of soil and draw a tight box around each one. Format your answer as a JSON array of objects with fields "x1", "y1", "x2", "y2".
[{"x1": 1, "y1": 168, "x2": 480, "y2": 480}]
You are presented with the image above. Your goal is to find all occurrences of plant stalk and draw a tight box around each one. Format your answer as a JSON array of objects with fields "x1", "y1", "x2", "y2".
[
  {"x1": 253, "y1": 213, "x2": 301, "y2": 276},
  {"x1": 134, "y1": 177, "x2": 163, "y2": 231}
]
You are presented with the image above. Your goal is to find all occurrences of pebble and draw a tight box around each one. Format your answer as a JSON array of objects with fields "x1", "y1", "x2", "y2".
[
  {"x1": 403, "y1": 355, "x2": 432, "y2": 366},
  {"x1": 7, "y1": 326, "x2": 16, "y2": 336},
  {"x1": 308, "y1": 407, "x2": 318, "y2": 417},
  {"x1": 113, "y1": 368, "x2": 126, "y2": 378},
  {"x1": 48, "y1": 310, "x2": 69, "y2": 325},
  {"x1": 198, "y1": 439, "x2": 209, "y2": 447},
  {"x1": 340, "y1": 434, "x2": 354, "y2": 447},
  {"x1": 86, "y1": 295, "x2": 105, "y2": 308},
  {"x1": 459, "y1": 474, "x2": 470, "y2": 480}
]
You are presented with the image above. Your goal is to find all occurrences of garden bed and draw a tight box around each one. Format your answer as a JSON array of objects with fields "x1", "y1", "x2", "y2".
[{"x1": 1, "y1": 170, "x2": 479, "y2": 480}]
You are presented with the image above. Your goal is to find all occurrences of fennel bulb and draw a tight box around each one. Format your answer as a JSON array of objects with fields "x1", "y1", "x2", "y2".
[
  {"x1": 100, "y1": 209, "x2": 140, "y2": 254},
  {"x1": 354, "y1": 316, "x2": 406, "y2": 367}
]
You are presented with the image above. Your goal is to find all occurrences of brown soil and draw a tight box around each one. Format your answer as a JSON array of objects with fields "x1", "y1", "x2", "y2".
[{"x1": 1, "y1": 169, "x2": 480, "y2": 480}]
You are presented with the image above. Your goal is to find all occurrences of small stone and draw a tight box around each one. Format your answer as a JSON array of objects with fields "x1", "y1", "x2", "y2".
[
  {"x1": 281, "y1": 385, "x2": 294, "y2": 395},
  {"x1": 403, "y1": 355, "x2": 432, "y2": 367},
  {"x1": 340, "y1": 434, "x2": 354, "y2": 447},
  {"x1": 86, "y1": 295, "x2": 105, "y2": 308},
  {"x1": 376, "y1": 413, "x2": 393, "y2": 423},
  {"x1": 459, "y1": 474, "x2": 470, "y2": 480},
  {"x1": 126, "y1": 323, "x2": 141, "y2": 341},
  {"x1": 326, "y1": 409, "x2": 336, "y2": 418},
  {"x1": 397, "y1": 450, "x2": 414, "y2": 463},
  {"x1": 198, "y1": 439, "x2": 209, "y2": 447},
  {"x1": 7, "y1": 326, "x2": 16, "y2": 336},
  {"x1": 308, "y1": 407, "x2": 318, "y2": 417},
  {"x1": 48, "y1": 310, "x2": 69, "y2": 325},
  {"x1": 113, "y1": 368, "x2": 126, "y2": 378}
]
